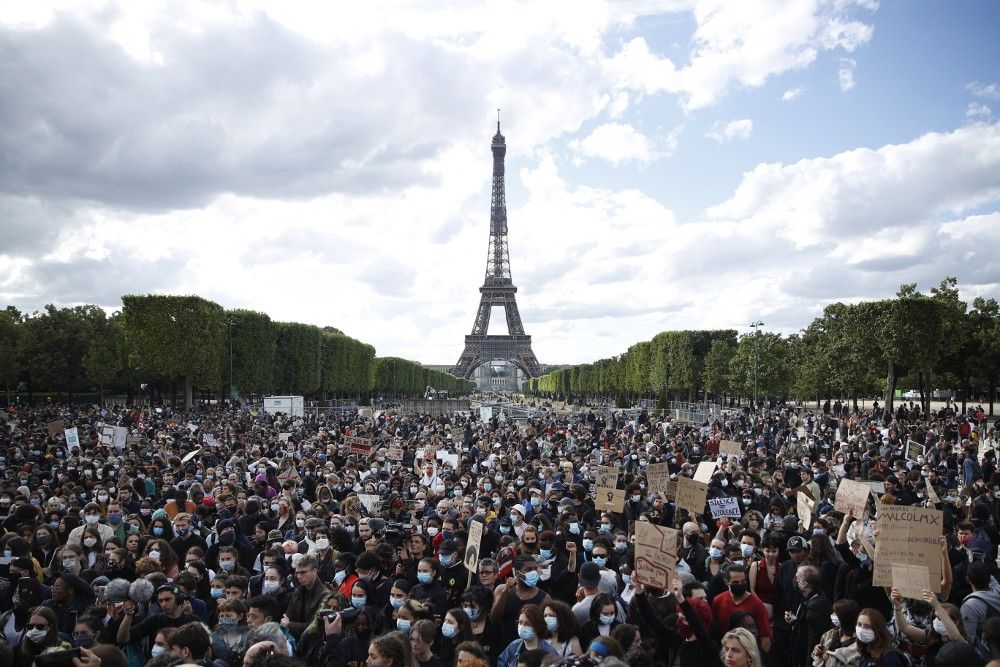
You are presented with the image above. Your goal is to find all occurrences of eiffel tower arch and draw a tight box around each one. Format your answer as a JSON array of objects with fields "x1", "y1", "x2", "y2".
[{"x1": 454, "y1": 119, "x2": 541, "y2": 388}]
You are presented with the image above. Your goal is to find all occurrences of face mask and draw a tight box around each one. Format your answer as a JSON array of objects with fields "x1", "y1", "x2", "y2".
[
  {"x1": 830, "y1": 613, "x2": 840, "y2": 628},
  {"x1": 218, "y1": 617, "x2": 238, "y2": 627},
  {"x1": 63, "y1": 558, "x2": 79, "y2": 570},
  {"x1": 296, "y1": 519, "x2": 305, "y2": 529},
  {"x1": 709, "y1": 547, "x2": 723, "y2": 560},
  {"x1": 417, "y1": 572, "x2": 433, "y2": 584},
  {"x1": 932, "y1": 618, "x2": 948, "y2": 637},
  {"x1": 151, "y1": 646, "x2": 167, "y2": 658},
  {"x1": 50, "y1": 521, "x2": 61, "y2": 530},
  {"x1": 140, "y1": 508, "x2": 152, "y2": 516},
  {"x1": 592, "y1": 557, "x2": 607, "y2": 567},
  {"x1": 463, "y1": 606, "x2": 479, "y2": 620},
  {"x1": 599, "y1": 524, "x2": 612, "y2": 534},
  {"x1": 500, "y1": 527, "x2": 510, "y2": 535},
  {"x1": 615, "y1": 541, "x2": 627, "y2": 552},
  {"x1": 351, "y1": 596, "x2": 367, "y2": 609},
  {"x1": 97, "y1": 494, "x2": 109, "y2": 503},
  {"x1": 85, "y1": 514, "x2": 100, "y2": 525},
  {"x1": 211, "y1": 588, "x2": 225, "y2": 599},
  {"x1": 427, "y1": 527, "x2": 439, "y2": 537},
  {"x1": 582, "y1": 539, "x2": 594, "y2": 551},
  {"x1": 148, "y1": 550, "x2": 161, "y2": 561},
  {"x1": 568, "y1": 523, "x2": 580, "y2": 535},
  {"x1": 315, "y1": 538, "x2": 330, "y2": 550},
  {"x1": 83, "y1": 537, "x2": 97, "y2": 548},
  {"x1": 390, "y1": 596, "x2": 406, "y2": 609},
  {"x1": 396, "y1": 618, "x2": 412, "y2": 632},
  {"x1": 262, "y1": 579, "x2": 280, "y2": 594},
  {"x1": 855, "y1": 627, "x2": 875, "y2": 644},
  {"x1": 599, "y1": 614, "x2": 615, "y2": 626},
  {"x1": 540, "y1": 549, "x2": 553, "y2": 560},
  {"x1": 857, "y1": 553, "x2": 870, "y2": 566},
  {"x1": 440, "y1": 555, "x2": 453, "y2": 567},
  {"x1": 740, "y1": 544, "x2": 754, "y2": 557},
  {"x1": 220, "y1": 560, "x2": 235, "y2": 572},
  {"x1": 729, "y1": 582, "x2": 747, "y2": 598},
  {"x1": 545, "y1": 616, "x2": 558, "y2": 632},
  {"x1": 334, "y1": 570, "x2": 347, "y2": 584},
  {"x1": 73, "y1": 635, "x2": 95, "y2": 648},
  {"x1": 518, "y1": 624, "x2": 536, "y2": 641},
  {"x1": 484, "y1": 483, "x2": 492, "y2": 492},
  {"x1": 153, "y1": 527, "x2": 165, "y2": 536},
  {"x1": 441, "y1": 622, "x2": 458, "y2": 638},
  {"x1": 26, "y1": 628, "x2": 48, "y2": 643},
  {"x1": 522, "y1": 572, "x2": 539, "y2": 588},
  {"x1": 959, "y1": 534, "x2": 974, "y2": 546}
]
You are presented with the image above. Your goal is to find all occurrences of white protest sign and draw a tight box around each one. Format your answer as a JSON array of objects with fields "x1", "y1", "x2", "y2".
[
  {"x1": 693, "y1": 461, "x2": 716, "y2": 484},
  {"x1": 480, "y1": 406, "x2": 493, "y2": 422},
  {"x1": 708, "y1": 496, "x2": 742, "y2": 519},
  {"x1": 357, "y1": 494, "x2": 380, "y2": 513},
  {"x1": 465, "y1": 520, "x2": 484, "y2": 572},
  {"x1": 64, "y1": 427, "x2": 80, "y2": 453}
]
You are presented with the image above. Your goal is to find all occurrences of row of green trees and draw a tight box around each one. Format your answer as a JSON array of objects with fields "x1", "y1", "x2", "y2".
[
  {"x1": 526, "y1": 279, "x2": 1000, "y2": 415},
  {"x1": 0, "y1": 295, "x2": 473, "y2": 407}
]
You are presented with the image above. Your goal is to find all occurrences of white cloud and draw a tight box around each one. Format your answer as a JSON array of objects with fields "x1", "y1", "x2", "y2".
[
  {"x1": 569, "y1": 122, "x2": 656, "y2": 165},
  {"x1": 838, "y1": 60, "x2": 856, "y2": 91},
  {"x1": 782, "y1": 86, "x2": 804, "y2": 101},
  {"x1": 967, "y1": 102, "x2": 993, "y2": 119},
  {"x1": 707, "y1": 118, "x2": 753, "y2": 143},
  {"x1": 967, "y1": 81, "x2": 1000, "y2": 100}
]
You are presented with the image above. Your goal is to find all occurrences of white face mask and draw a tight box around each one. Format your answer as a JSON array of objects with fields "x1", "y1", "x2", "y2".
[
  {"x1": 830, "y1": 613, "x2": 840, "y2": 628},
  {"x1": 314, "y1": 538, "x2": 330, "y2": 550},
  {"x1": 262, "y1": 579, "x2": 280, "y2": 593},
  {"x1": 26, "y1": 628, "x2": 48, "y2": 643},
  {"x1": 932, "y1": 618, "x2": 948, "y2": 637},
  {"x1": 855, "y1": 626, "x2": 875, "y2": 644}
]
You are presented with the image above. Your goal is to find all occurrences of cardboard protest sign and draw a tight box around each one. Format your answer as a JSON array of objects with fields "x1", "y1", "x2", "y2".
[
  {"x1": 858, "y1": 525, "x2": 876, "y2": 559},
  {"x1": 100, "y1": 426, "x2": 115, "y2": 447},
  {"x1": 891, "y1": 563, "x2": 931, "y2": 600},
  {"x1": 645, "y1": 462, "x2": 672, "y2": 497},
  {"x1": 693, "y1": 461, "x2": 716, "y2": 484},
  {"x1": 864, "y1": 481, "x2": 886, "y2": 495},
  {"x1": 480, "y1": 406, "x2": 493, "y2": 422},
  {"x1": 676, "y1": 477, "x2": 709, "y2": 514},
  {"x1": 465, "y1": 520, "x2": 484, "y2": 572},
  {"x1": 64, "y1": 427, "x2": 80, "y2": 453},
  {"x1": 357, "y1": 494, "x2": 380, "y2": 513},
  {"x1": 925, "y1": 478, "x2": 941, "y2": 504},
  {"x1": 46, "y1": 420, "x2": 63, "y2": 438},
  {"x1": 634, "y1": 522, "x2": 678, "y2": 589},
  {"x1": 797, "y1": 492, "x2": 816, "y2": 530},
  {"x1": 708, "y1": 496, "x2": 742, "y2": 519},
  {"x1": 385, "y1": 445, "x2": 405, "y2": 461},
  {"x1": 835, "y1": 479, "x2": 871, "y2": 517},
  {"x1": 907, "y1": 441, "x2": 923, "y2": 461},
  {"x1": 595, "y1": 466, "x2": 625, "y2": 513},
  {"x1": 277, "y1": 467, "x2": 300, "y2": 482},
  {"x1": 345, "y1": 436, "x2": 373, "y2": 455},
  {"x1": 719, "y1": 440, "x2": 743, "y2": 458},
  {"x1": 873, "y1": 505, "x2": 943, "y2": 589}
]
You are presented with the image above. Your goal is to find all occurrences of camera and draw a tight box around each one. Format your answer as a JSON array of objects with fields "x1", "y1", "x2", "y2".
[
  {"x1": 318, "y1": 609, "x2": 337, "y2": 620},
  {"x1": 384, "y1": 522, "x2": 414, "y2": 548}
]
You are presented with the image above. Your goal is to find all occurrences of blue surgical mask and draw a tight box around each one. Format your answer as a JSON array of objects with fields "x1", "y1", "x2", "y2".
[
  {"x1": 599, "y1": 613, "x2": 615, "y2": 626},
  {"x1": 740, "y1": 544, "x2": 754, "y2": 558},
  {"x1": 220, "y1": 560, "x2": 235, "y2": 572},
  {"x1": 599, "y1": 525, "x2": 612, "y2": 534},
  {"x1": 390, "y1": 597, "x2": 405, "y2": 609},
  {"x1": 582, "y1": 539, "x2": 593, "y2": 551},
  {"x1": 709, "y1": 547, "x2": 723, "y2": 559},
  {"x1": 417, "y1": 572, "x2": 433, "y2": 584},
  {"x1": 151, "y1": 646, "x2": 166, "y2": 658},
  {"x1": 397, "y1": 618, "x2": 411, "y2": 632},
  {"x1": 622, "y1": 574, "x2": 632, "y2": 587},
  {"x1": 218, "y1": 617, "x2": 237, "y2": 626},
  {"x1": 568, "y1": 523, "x2": 580, "y2": 535},
  {"x1": 592, "y1": 557, "x2": 607, "y2": 567},
  {"x1": 463, "y1": 606, "x2": 479, "y2": 620},
  {"x1": 334, "y1": 570, "x2": 347, "y2": 585},
  {"x1": 539, "y1": 549, "x2": 553, "y2": 560},
  {"x1": 518, "y1": 624, "x2": 535, "y2": 641},
  {"x1": 153, "y1": 527, "x2": 164, "y2": 536},
  {"x1": 441, "y1": 622, "x2": 458, "y2": 638},
  {"x1": 500, "y1": 527, "x2": 511, "y2": 535},
  {"x1": 522, "y1": 571, "x2": 539, "y2": 588},
  {"x1": 351, "y1": 596, "x2": 367, "y2": 609},
  {"x1": 440, "y1": 555, "x2": 453, "y2": 567},
  {"x1": 545, "y1": 616, "x2": 558, "y2": 632},
  {"x1": 211, "y1": 588, "x2": 225, "y2": 599},
  {"x1": 614, "y1": 542, "x2": 627, "y2": 552}
]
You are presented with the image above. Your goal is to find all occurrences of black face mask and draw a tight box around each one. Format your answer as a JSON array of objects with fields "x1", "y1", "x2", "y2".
[{"x1": 729, "y1": 582, "x2": 747, "y2": 598}]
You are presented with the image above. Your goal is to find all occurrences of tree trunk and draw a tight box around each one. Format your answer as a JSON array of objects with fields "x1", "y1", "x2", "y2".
[{"x1": 885, "y1": 360, "x2": 896, "y2": 416}]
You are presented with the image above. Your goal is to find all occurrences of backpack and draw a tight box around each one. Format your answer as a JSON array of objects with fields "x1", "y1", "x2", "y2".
[{"x1": 963, "y1": 591, "x2": 1000, "y2": 623}]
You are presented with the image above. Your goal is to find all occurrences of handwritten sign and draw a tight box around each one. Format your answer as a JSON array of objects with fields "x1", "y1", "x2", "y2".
[
  {"x1": 345, "y1": 436, "x2": 373, "y2": 455},
  {"x1": 634, "y1": 522, "x2": 678, "y2": 589},
  {"x1": 357, "y1": 494, "x2": 380, "y2": 513},
  {"x1": 797, "y1": 492, "x2": 816, "y2": 530},
  {"x1": 835, "y1": 478, "x2": 871, "y2": 517},
  {"x1": 708, "y1": 496, "x2": 742, "y2": 519},
  {"x1": 64, "y1": 427, "x2": 80, "y2": 453},
  {"x1": 891, "y1": 563, "x2": 931, "y2": 600},
  {"x1": 480, "y1": 406, "x2": 493, "y2": 422},
  {"x1": 385, "y1": 445, "x2": 405, "y2": 461},
  {"x1": 646, "y1": 462, "x2": 672, "y2": 497},
  {"x1": 465, "y1": 520, "x2": 484, "y2": 572},
  {"x1": 595, "y1": 466, "x2": 625, "y2": 513},
  {"x1": 46, "y1": 420, "x2": 63, "y2": 438},
  {"x1": 693, "y1": 461, "x2": 716, "y2": 484},
  {"x1": 719, "y1": 440, "x2": 743, "y2": 458},
  {"x1": 676, "y1": 477, "x2": 709, "y2": 514},
  {"x1": 907, "y1": 441, "x2": 923, "y2": 461},
  {"x1": 925, "y1": 478, "x2": 940, "y2": 504},
  {"x1": 873, "y1": 505, "x2": 943, "y2": 589}
]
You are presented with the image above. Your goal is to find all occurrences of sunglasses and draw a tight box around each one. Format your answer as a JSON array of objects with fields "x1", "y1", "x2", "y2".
[{"x1": 28, "y1": 624, "x2": 48, "y2": 631}]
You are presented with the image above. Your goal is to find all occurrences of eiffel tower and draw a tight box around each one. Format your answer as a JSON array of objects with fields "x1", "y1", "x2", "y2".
[{"x1": 453, "y1": 117, "x2": 541, "y2": 387}]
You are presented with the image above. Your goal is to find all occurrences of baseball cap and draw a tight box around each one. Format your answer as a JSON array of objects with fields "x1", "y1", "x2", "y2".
[{"x1": 787, "y1": 536, "x2": 807, "y2": 551}]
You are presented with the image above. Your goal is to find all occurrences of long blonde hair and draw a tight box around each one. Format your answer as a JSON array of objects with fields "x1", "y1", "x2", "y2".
[{"x1": 720, "y1": 628, "x2": 762, "y2": 667}]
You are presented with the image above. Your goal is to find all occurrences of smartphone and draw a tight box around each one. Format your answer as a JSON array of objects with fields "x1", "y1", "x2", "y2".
[{"x1": 35, "y1": 648, "x2": 82, "y2": 667}]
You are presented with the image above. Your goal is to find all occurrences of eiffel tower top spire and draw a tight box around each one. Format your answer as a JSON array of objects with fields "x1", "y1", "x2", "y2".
[{"x1": 486, "y1": 113, "x2": 510, "y2": 286}]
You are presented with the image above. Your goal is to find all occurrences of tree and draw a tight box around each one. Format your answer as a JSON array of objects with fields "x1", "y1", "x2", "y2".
[
  {"x1": 82, "y1": 311, "x2": 125, "y2": 403},
  {"x1": 703, "y1": 337, "x2": 735, "y2": 401},
  {"x1": 272, "y1": 322, "x2": 322, "y2": 396},
  {"x1": 728, "y1": 332, "x2": 791, "y2": 401},
  {"x1": 121, "y1": 295, "x2": 226, "y2": 408},
  {"x1": 226, "y1": 309, "x2": 277, "y2": 397},
  {"x1": 19, "y1": 305, "x2": 97, "y2": 398},
  {"x1": 0, "y1": 306, "x2": 22, "y2": 403}
]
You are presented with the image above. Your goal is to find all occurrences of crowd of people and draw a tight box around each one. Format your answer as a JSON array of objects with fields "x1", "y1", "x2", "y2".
[{"x1": 0, "y1": 398, "x2": 997, "y2": 667}]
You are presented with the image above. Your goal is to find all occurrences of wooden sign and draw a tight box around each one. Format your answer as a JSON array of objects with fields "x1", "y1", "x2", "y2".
[
  {"x1": 465, "y1": 520, "x2": 484, "y2": 572},
  {"x1": 835, "y1": 479, "x2": 871, "y2": 517},
  {"x1": 719, "y1": 440, "x2": 743, "y2": 458},
  {"x1": 873, "y1": 505, "x2": 943, "y2": 589},
  {"x1": 595, "y1": 465, "x2": 625, "y2": 513},
  {"x1": 676, "y1": 477, "x2": 709, "y2": 514},
  {"x1": 633, "y1": 522, "x2": 677, "y2": 589}
]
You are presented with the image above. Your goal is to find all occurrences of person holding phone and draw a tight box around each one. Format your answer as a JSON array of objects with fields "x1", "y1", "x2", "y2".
[{"x1": 14, "y1": 606, "x2": 69, "y2": 667}]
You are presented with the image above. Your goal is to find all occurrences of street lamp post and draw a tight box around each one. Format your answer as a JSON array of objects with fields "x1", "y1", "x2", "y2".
[{"x1": 750, "y1": 321, "x2": 764, "y2": 410}]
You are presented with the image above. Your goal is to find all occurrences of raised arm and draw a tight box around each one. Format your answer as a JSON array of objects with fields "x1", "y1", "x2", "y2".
[{"x1": 890, "y1": 588, "x2": 927, "y2": 642}]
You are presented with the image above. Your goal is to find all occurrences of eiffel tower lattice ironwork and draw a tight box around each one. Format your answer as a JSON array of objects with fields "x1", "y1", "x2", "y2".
[{"x1": 453, "y1": 118, "x2": 541, "y2": 383}]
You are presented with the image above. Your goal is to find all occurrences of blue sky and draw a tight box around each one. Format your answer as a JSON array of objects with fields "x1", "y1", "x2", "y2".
[{"x1": 1, "y1": 1, "x2": 998, "y2": 366}]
